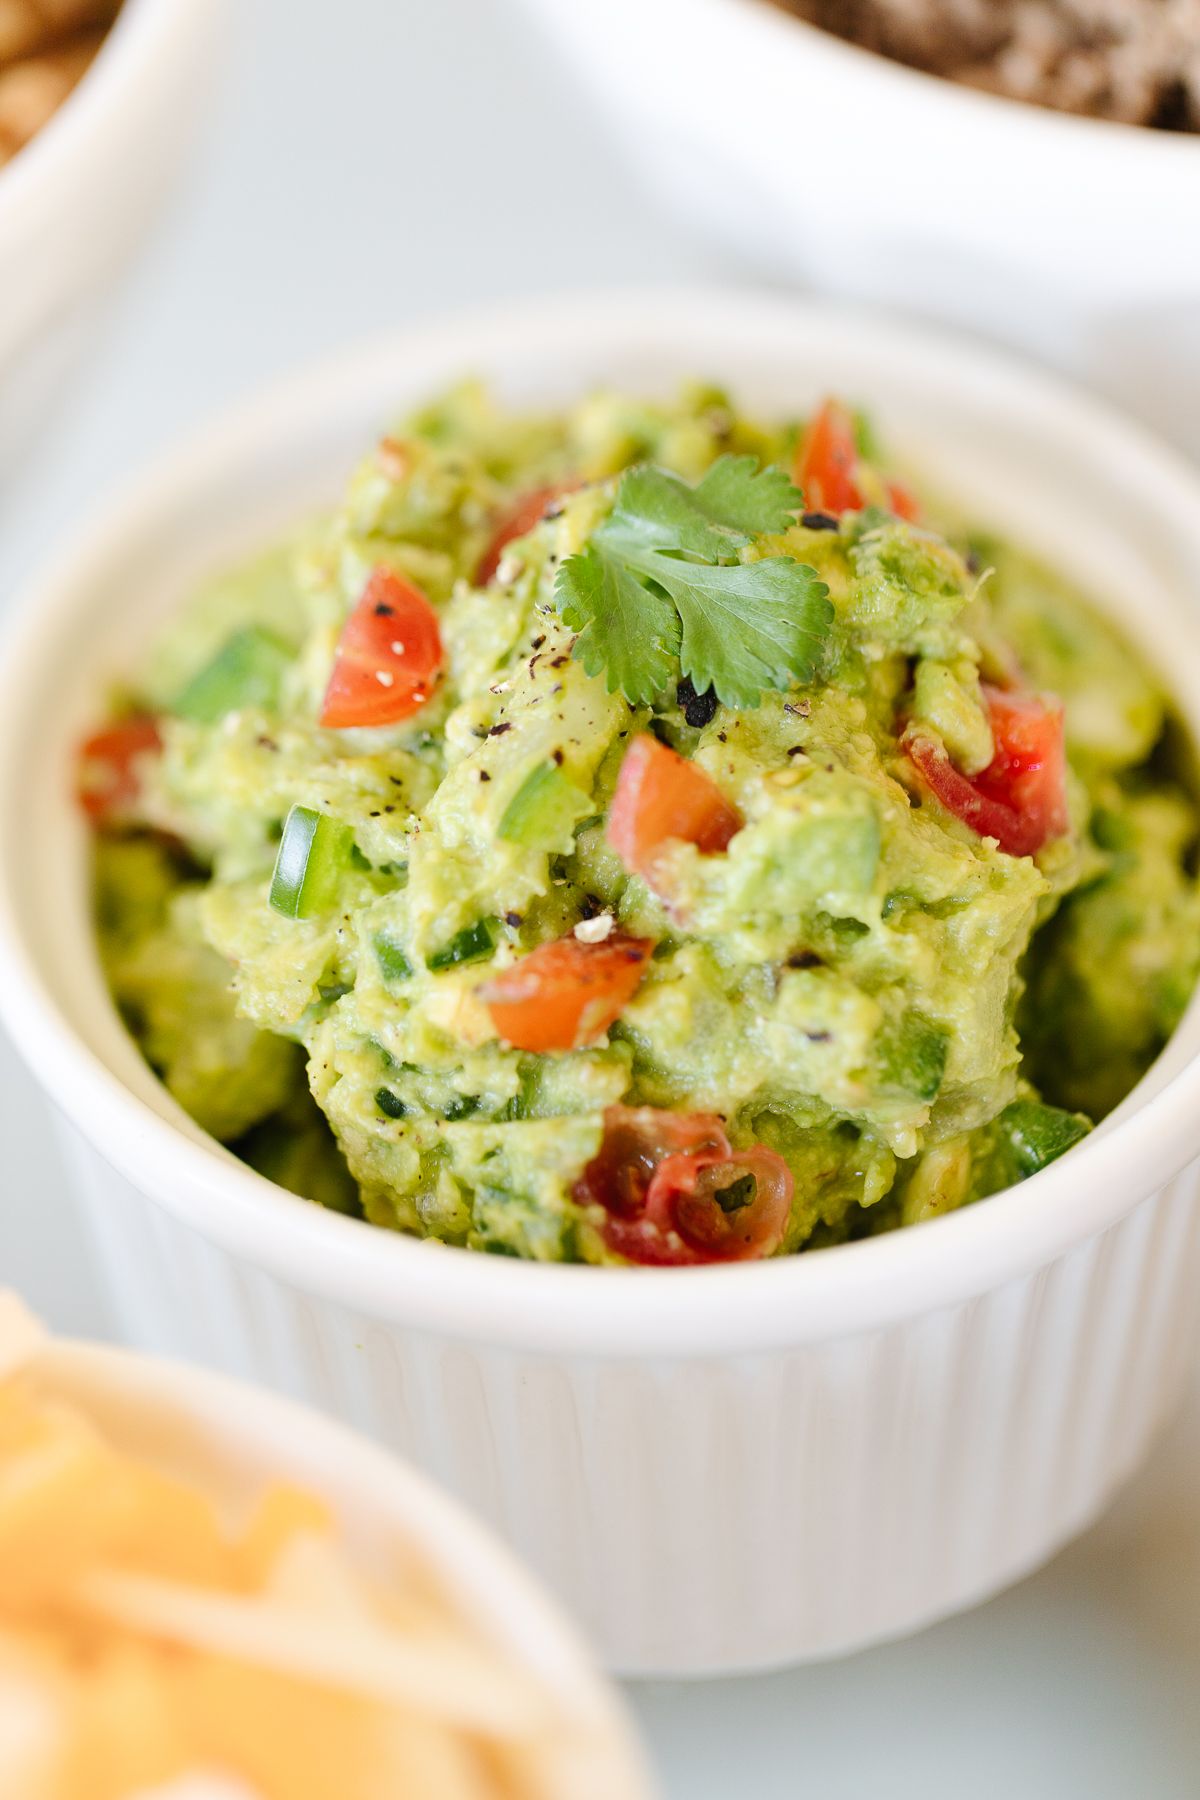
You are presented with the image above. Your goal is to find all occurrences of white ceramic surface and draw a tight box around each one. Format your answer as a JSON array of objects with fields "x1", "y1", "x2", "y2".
[
  {"x1": 515, "y1": 0, "x2": 1200, "y2": 460},
  {"x1": 3, "y1": 291, "x2": 1200, "y2": 1674},
  {"x1": 0, "y1": 0, "x2": 223, "y2": 476},
  {"x1": 20, "y1": 1329, "x2": 654, "y2": 1798}
]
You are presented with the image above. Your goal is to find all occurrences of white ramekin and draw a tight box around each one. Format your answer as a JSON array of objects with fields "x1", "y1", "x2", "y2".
[
  {"x1": 513, "y1": 0, "x2": 1200, "y2": 459},
  {"x1": 16, "y1": 1323, "x2": 654, "y2": 1796},
  {"x1": 0, "y1": 0, "x2": 223, "y2": 475},
  {"x1": 3, "y1": 291, "x2": 1200, "y2": 1676}
]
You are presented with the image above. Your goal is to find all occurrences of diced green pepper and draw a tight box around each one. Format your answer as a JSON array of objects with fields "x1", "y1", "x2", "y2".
[
  {"x1": 268, "y1": 805, "x2": 353, "y2": 919},
  {"x1": 173, "y1": 627, "x2": 290, "y2": 723},
  {"x1": 853, "y1": 406, "x2": 882, "y2": 463},
  {"x1": 881, "y1": 1010, "x2": 949, "y2": 1101},
  {"x1": 374, "y1": 934, "x2": 413, "y2": 983},
  {"x1": 443, "y1": 1093, "x2": 481, "y2": 1121},
  {"x1": 713, "y1": 1172, "x2": 756, "y2": 1214},
  {"x1": 499, "y1": 1061, "x2": 539, "y2": 1121},
  {"x1": 426, "y1": 918, "x2": 496, "y2": 971},
  {"x1": 996, "y1": 1100, "x2": 1090, "y2": 1179},
  {"x1": 882, "y1": 889, "x2": 920, "y2": 919},
  {"x1": 498, "y1": 761, "x2": 592, "y2": 851}
]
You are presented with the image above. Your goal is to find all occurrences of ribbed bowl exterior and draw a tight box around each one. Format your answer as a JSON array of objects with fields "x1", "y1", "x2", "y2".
[{"x1": 57, "y1": 1119, "x2": 1200, "y2": 1676}]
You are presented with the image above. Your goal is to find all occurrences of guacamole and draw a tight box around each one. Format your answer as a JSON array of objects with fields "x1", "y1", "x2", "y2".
[{"x1": 83, "y1": 383, "x2": 1200, "y2": 1265}]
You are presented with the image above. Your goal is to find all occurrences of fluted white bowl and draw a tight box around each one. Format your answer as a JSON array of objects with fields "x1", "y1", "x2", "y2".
[
  {"x1": 2, "y1": 290, "x2": 1200, "y2": 1674},
  {"x1": 17, "y1": 1327, "x2": 654, "y2": 1795},
  {"x1": 0, "y1": 0, "x2": 223, "y2": 475}
]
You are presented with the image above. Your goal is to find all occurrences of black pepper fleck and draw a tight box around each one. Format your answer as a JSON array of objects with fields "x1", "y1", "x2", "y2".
[
  {"x1": 488, "y1": 722, "x2": 513, "y2": 737},
  {"x1": 802, "y1": 511, "x2": 839, "y2": 531},
  {"x1": 677, "y1": 674, "x2": 718, "y2": 729}
]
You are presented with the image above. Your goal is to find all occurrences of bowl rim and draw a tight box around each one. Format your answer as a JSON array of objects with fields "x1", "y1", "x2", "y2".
[
  {"x1": 0, "y1": 0, "x2": 192, "y2": 226},
  {"x1": 725, "y1": 0, "x2": 1200, "y2": 160},
  {"x1": 4, "y1": 285, "x2": 1200, "y2": 1359},
  {"x1": 24, "y1": 1329, "x2": 653, "y2": 1787}
]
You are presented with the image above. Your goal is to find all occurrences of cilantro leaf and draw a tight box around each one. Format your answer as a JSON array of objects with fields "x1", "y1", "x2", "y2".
[
  {"x1": 692, "y1": 455, "x2": 806, "y2": 536},
  {"x1": 606, "y1": 465, "x2": 737, "y2": 562},
  {"x1": 646, "y1": 553, "x2": 832, "y2": 709},
  {"x1": 554, "y1": 455, "x2": 831, "y2": 709},
  {"x1": 558, "y1": 542, "x2": 681, "y2": 705}
]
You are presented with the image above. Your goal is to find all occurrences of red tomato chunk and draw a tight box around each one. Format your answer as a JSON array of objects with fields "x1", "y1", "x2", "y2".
[
  {"x1": 575, "y1": 1105, "x2": 793, "y2": 1265},
  {"x1": 903, "y1": 684, "x2": 1068, "y2": 858},
  {"x1": 320, "y1": 567, "x2": 443, "y2": 730},
  {"x1": 475, "y1": 484, "x2": 574, "y2": 587},
  {"x1": 479, "y1": 933, "x2": 652, "y2": 1052},
  {"x1": 76, "y1": 716, "x2": 161, "y2": 823},
  {"x1": 608, "y1": 736, "x2": 742, "y2": 888},
  {"x1": 794, "y1": 397, "x2": 864, "y2": 516}
]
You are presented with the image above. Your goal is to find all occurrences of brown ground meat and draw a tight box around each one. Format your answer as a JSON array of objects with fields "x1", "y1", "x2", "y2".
[{"x1": 784, "y1": 0, "x2": 1200, "y2": 128}]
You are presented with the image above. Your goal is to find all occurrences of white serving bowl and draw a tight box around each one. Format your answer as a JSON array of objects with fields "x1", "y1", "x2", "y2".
[
  {"x1": 0, "y1": 0, "x2": 223, "y2": 477},
  {"x1": 2, "y1": 290, "x2": 1200, "y2": 1676},
  {"x1": 16, "y1": 1324, "x2": 653, "y2": 1797},
  {"x1": 514, "y1": 0, "x2": 1200, "y2": 459}
]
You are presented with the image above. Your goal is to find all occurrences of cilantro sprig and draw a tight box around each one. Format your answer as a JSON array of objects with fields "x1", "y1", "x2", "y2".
[{"x1": 555, "y1": 456, "x2": 832, "y2": 709}]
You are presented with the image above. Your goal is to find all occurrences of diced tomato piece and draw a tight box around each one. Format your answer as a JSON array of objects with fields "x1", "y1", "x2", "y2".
[
  {"x1": 476, "y1": 483, "x2": 574, "y2": 586},
  {"x1": 903, "y1": 683, "x2": 1068, "y2": 858},
  {"x1": 479, "y1": 933, "x2": 652, "y2": 1052},
  {"x1": 794, "y1": 398, "x2": 864, "y2": 516},
  {"x1": 885, "y1": 477, "x2": 921, "y2": 522},
  {"x1": 320, "y1": 567, "x2": 443, "y2": 730},
  {"x1": 76, "y1": 716, "x2": 161, "y2": 823},
  {"x1": 575, "y1": 1104, "x2": 792, "y2": 1265},
  {"x1": 575, "y1": 1105, "x2": 731, "y2": 1226},
  {"x1": 608, "y1": 736, "x2": 742, "y2": 889},
  {"x1": 795, "y1": 398, "x2": 920, "y2": 522},
  {"x1": 644, "y1": 1146, "x2": 794, "y2": 1263}
]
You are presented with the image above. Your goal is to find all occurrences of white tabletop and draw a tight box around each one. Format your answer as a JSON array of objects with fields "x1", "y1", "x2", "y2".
[{"x1": 2, "y1": 3, "x2": 1199, "y2": 1794}]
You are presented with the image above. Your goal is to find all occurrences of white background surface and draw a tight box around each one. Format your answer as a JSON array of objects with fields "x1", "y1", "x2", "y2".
[{"x1": 3, "y1": 3, "x2": 1200, "y2": 1794}]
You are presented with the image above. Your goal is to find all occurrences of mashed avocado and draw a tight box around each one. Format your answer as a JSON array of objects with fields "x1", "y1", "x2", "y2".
[{"x1": 87, "y1": 383, "x2": 1200, "y2": 1265}]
